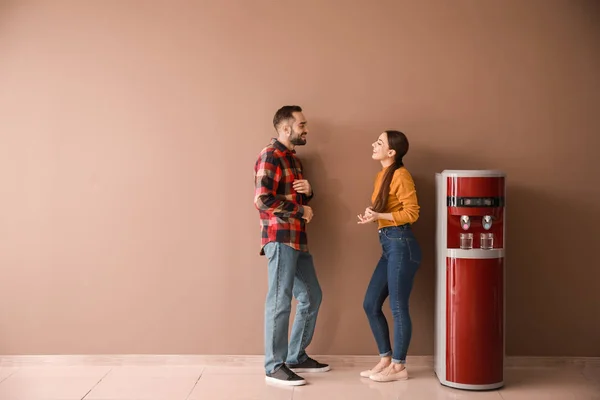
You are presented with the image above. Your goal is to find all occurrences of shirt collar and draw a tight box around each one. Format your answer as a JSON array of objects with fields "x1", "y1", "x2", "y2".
[{"x1": 271, "y1": 138, "x2": 296, "y2": 154}]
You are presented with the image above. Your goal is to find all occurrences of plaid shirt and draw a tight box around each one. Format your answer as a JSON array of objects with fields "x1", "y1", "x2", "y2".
[{"x1": 254, "y1": 138, "x2": 313, "y2": 255}]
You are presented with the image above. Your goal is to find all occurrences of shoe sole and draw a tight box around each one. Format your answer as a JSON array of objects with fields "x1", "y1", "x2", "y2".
[
  {"x1": 360, "y1": 369, "x2": 387, "y2": 378},
  {"x1": 370, "y1": 376, "x2": 408, "y2": 382},
  {"x1": 289, "y1": 366, "x2": 331, "y2": 373},
  {"x1": 265, "y1": 376, "x2": 306, "y2": 386}
]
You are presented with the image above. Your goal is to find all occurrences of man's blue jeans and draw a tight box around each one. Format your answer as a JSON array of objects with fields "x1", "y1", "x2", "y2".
[{"x1": 263, "y1": 242, "x2": 323, "y2": 374}]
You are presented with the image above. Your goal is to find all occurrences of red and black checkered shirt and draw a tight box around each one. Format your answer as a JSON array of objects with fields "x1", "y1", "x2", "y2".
[{"x1": 254, "y1": 138, "x2": 313, "y2": 255}]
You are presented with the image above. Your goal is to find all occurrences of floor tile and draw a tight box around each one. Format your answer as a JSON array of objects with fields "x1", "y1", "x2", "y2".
[
  {"x1": 106, "y1": 365, "x2": 203, "y2": 379},
  {"x1": 14, "y1": 366, "x2": 111, "y2": 378},
  {"x1": 201, "y1": 365, "x2": 263, "y2": 375},
  {"x1": 0, "y1": 367, "x2": 18, "y2": 383},
  {"x1": 0, "y1": 376, "x2": 103, "y2": 400},
  {"x1": 0, "y1": 362, "x2": 597, "y2": 400},
  {"x1": 85, "y1": 375, "x2": 199, "y2": 400},
  {"x1": 498, "y1": 367, "x2": 600, "y2": 400},
  {"x1": 291, "y1": 367, "x2": 503, "y2": 400},
  {"x1": 188, "y1": 373, "x2": 293, "y2": 400},
  {"x1": 582, "y1": 365, "x2": 600, "y2": 383}
]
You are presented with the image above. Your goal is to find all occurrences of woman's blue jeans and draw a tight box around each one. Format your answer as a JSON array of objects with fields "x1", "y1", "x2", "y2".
[{"x1": 363, "y1": 225, "x2": 422, "y2": 364}]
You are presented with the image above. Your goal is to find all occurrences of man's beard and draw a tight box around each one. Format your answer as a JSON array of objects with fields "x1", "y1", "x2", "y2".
[{"x1": 290, "y1": 132, "x2": 307, "y2": 146}]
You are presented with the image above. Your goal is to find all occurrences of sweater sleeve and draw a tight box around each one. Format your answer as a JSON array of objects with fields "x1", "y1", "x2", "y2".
[{"x1": 391, "y1": 170, "x2": 420, "y2": 225}]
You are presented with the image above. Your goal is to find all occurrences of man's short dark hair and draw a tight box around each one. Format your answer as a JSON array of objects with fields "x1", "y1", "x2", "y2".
[{"x1": 273, "y1": 105, "x2": 302, "y2": 129}]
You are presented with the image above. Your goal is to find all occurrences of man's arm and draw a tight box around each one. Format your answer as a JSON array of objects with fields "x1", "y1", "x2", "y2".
[
  {"x1": 294, "y1": 158, "x2": 314, "y2": 203},
  {"x1": 254, "y1": 151, "x2": 305, "y2": 219},
  {"x1": 305, "y1": 186, "x2": 314, "y2": 203},
  {"x1": 293, "y1": 181, "x2": 314, "y2": 204}
]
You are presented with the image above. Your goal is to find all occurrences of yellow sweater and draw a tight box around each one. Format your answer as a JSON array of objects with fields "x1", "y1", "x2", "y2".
[{"x1": 371, "y1": 167, "x2": 420, "y2": 229}]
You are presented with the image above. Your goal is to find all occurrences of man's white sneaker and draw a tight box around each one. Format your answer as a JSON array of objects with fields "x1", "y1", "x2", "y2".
[{"x1": 265, "y1": 365, "x2": 306, "y2": 386}]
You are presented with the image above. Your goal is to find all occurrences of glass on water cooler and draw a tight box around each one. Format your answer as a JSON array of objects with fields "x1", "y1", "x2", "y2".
[
  {"x1": 480, "y1": 233, "x2": 494, "y2": 249},
  {"x1": 460, "y1": 233, "x2": 473, "y2": 249}
]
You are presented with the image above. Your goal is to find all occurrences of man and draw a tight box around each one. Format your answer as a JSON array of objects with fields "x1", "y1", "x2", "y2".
[{"x1": 254, "y1": 105, "x2": 329, "y2": 386}]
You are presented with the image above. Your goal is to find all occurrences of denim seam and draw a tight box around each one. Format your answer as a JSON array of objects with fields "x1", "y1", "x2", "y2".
[
  {"x1": 406, "y1": 237, "x2": 420, "y2": 263},
  {"x1": 296, "y1": 266, "x2": 310, "y2": 362},
  {"x1": 369, "y1": 252, "x2": 390, "y2": 356},
  {"x1": 272, "y1": 244, "x2": 281, "y2": 370},
  {"x1": 369, "y1": 255, "x2": 392, "y2": 356},
  {"x1": 375, "y1": 286, "x2": 392, "y2": 355},
  {"x1": 394, "y1": 257, "x2": 403, "y2": 362}
]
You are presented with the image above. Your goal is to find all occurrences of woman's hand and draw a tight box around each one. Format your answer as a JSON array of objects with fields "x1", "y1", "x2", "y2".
[
  {"x1": 365, "y1": 207, "x2": 379, "y2": 219},
  {"x1": 357, "y1": 213, "x2": 374, "y2": 224},
  {"x1": 358, "y1": 207, "x2": 379, "y2": 224}
]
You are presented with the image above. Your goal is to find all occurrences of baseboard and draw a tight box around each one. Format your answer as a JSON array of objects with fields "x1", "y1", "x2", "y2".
[
  {"x1": 504, "y1": 356, "x2": 600, "y2": 368},
  {"x1": 1, "y1": 354, "x2": 599, "y2": 368}
]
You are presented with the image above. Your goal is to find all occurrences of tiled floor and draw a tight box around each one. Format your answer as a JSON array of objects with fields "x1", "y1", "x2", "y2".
[{"x1": 0, "y1": 362, "x2": 598, "y2": 399}]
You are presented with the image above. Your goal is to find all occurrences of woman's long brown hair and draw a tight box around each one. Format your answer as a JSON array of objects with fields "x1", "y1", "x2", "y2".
[{"x1": 371, "y1": 130, "x2": 409, "y2": 213}]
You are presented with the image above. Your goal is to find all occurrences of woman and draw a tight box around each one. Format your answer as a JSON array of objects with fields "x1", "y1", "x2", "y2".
[{"x1": 357, "y1": 130, "x2": 422, "y2": 382}]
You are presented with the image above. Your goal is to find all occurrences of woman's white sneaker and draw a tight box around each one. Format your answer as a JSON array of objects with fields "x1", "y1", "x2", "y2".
[{"x1": 369, "y1": 364, "x2": 408, "y2": 382}]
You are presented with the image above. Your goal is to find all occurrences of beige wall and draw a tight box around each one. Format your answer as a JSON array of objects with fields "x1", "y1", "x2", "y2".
[{"x1": 1, "y1": 0, "x2": 599, "y2": 357}]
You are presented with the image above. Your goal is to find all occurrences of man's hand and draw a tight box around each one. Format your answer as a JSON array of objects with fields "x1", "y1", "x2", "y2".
[
  {"x1": 293, "y1": 179, "x2": 312, "y2": 195},
  {"x1": 302, "y1": 205, "x2": 314, "y2": 223}
]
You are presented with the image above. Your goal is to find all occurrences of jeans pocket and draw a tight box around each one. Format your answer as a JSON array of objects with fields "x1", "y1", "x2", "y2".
[
  {"x1": 264, "y1": 242, "x2": 279, "y2": 260},
  {"x1": 406, "y1": 237, "x2": 422, "y2": 264},
  {"x1": 383, "y1": 229, "x2": 403, "y2": 240}
]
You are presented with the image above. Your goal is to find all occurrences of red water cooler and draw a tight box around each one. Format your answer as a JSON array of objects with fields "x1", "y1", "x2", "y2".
[{"x1": 434, "y1": 170, "x2": 505, "y2": 390}]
